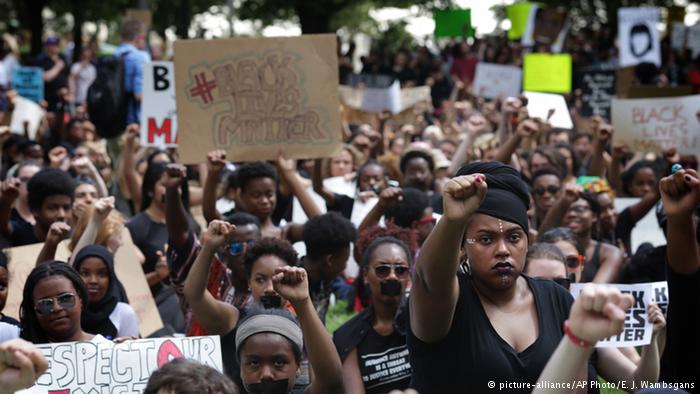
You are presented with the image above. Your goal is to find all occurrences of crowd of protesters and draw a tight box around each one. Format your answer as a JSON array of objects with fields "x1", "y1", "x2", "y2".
[{"x1": 0, "y1": 15, "x2": 697, "y2": 394}]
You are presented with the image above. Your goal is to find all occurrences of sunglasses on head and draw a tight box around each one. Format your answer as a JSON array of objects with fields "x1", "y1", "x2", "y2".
[
  {"x1": 565, "y1": 255, "x2": 585, "y2": 268},
  {"x1": 34, "y1": 292, "x2": 77, "y2": 316},
  {"x1": 533, "y1": 185, "x2": 560, "y2": 196},
  {"x1": 228, "y1": 240, "x2": 255, "y2": 256},
  {"x1": 374, "y1": 264, "x2": 409, "y2": 279}
]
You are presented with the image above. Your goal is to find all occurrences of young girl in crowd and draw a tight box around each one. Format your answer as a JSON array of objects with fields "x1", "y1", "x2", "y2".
[
  {"x1": 20, "y1": 261, "x2": 108, "y2": 344},
  {"x1": 72, "y1": 245, "x2": 139, "y2": 338},
  {"x1": 333, "y1": 236, "x2": 413, "y2": 393}
]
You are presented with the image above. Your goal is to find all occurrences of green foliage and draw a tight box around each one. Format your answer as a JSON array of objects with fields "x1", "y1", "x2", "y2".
[
  {"x1": 373, "y1": 21, "x2": 416, "y2": 52},
  {"x1": 325, "y1": 300, "x2": 356, "y2": 334}
]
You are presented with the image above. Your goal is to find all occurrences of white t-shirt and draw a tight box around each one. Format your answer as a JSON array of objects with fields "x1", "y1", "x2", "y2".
[
  {"x1": 109, "y1": 302, "x2": 140, "y2": 337},
  {"x1": 70, "y1": 62, "x2": 97, "y2": 104}
]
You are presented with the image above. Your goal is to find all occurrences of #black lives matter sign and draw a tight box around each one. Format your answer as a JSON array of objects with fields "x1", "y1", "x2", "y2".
[
  {"x1": 579, "y1": 69, "x2": 615, "y2": 120},
  {"x1": 570, "y1": 283, "x2": 653, "y2": 348}
]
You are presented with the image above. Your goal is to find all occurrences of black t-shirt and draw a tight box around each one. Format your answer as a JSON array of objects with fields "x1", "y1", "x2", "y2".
[
  {"x1": 36, "y1": 53, "x2": 69, "y2": 111},
  {"x1": 126, "y1": 212, "x2": 168, "y2": 294},
  {"x1": 327, "y1": 193, "x2": 354, "y2": 219},
  {"x1": 660, "y1": 265, "x2": 700, "y2": 391},
  {"x1": 9, "y1": 208, "x2": 39, "y2": 246},
  {"x1": 407, "y1": 274, "x2": 573, "y2": 394},
  {"x1": 614, "y1": 207, "x2": 635, "y2": 255}
]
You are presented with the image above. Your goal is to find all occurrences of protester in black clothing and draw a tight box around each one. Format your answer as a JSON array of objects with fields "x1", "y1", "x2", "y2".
[
  {"x1": 300, "y1": 212, "x2": 357, "y2": 323},
  {"x1": 0, "y1": 251, "x2": 18, "y2": 326},
  {"x1": 334, "y1": 237, "x2": 412, "y2": 394},
  {"x1": 36, "y1": 37, "x2": 69, "y2": 112},
  {"x1": 0, "y1": 168, "x2": 74, "y2": 246},
  {"x1": 408, "y1": 162, "x2": 573, "y2": 393}
]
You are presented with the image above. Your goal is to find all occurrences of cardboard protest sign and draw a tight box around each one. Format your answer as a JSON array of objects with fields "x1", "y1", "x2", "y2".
[
  {"x1": 339, "y1": 85, "x2": 430, "y2": 114},
  {"x1": 473, "y1": 63, "x2": 522, "y2": 99},
  {"x1": 570, "y1": 283, "x2": 653, "y2": 347},
  {"x1": 174, "y1": 34, "x2": 342, "y2": 163},
  {"x1": 614, "y1": 198, "x2": 666, "y2": 253},
  {"x1": 521, "y1": 5, "x2": 568, "y2": 52},
  {"x1": 506, "y1": 2, "x2": 533, "y2": 40},
  {"x1": 579, "y1": 69, "x2": 615, "y2": 119},
  {"x1": 611, "y1": 95, "x2": 700, "y2": 155},
  {"x1": 9, "y1": 96, "x2": 45, "y2": 139},
  {"x1": 140, "y1": 62, "x2": 178, "y2": 148},
  {"x1": 618, "y1": 7, "x2": 661, "y2": 67},
  {"x1": 523, "y1": 54, "x2": 571, "y2": 94},
  {"x1": 11, "y1": 67, "x2": 44, "y2": 103},
  {"x1": 523, "y1": 91, "x2": 573, "y2": 129},
  {"x1": 433, "y1": 9, "x2": 473, "y2": 38},
  {"x1": 5, "y1": 229, "x2": 163, "y2": 337},
  {"x1": 18, "y1": 336, "x2": 222, "y2": 393},
  {"x1": 671, "y1": 22, "x2": 687, "y2": 50}
]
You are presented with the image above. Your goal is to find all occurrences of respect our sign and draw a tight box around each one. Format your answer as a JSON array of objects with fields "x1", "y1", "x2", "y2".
[
  {"x1": 19, "y1": 336, "x2": 222, "y2": 393},
  {"x1": 140, "y1": 62, "x2": 178, "y2": 148},
  {"x1": 174, "y1": 34, "x2": 342, "y2": 163},
  {"x1": 570, "y1": 283, "x2": 652, "y2": 348},
  {"x1": 611, "y1": 95, "x2": 700, "y2": 155}
]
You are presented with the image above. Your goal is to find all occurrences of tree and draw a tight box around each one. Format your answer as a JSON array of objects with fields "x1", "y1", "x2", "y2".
[{"x1": 237, "y1": 0, "x2": 453, "y2": 34}]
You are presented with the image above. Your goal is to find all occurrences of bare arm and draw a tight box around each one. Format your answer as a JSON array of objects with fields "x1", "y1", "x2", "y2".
[
  {"x1": 202, "y1": 151, "x2": 226, "y2": 224},
  {"x1": 122, "y1": 124, "x2": 143, "y2": 210},
  {"x1": 36, "y1": 222, "x2": 71, "y2": 265},
  {"x1": 183, "y1": 221, "x2": 240, "y2": 335},
  {"x1": 69, "y1": 197, "x2": 114, "y2": 265},
  {"x1": 43, "y1": 59, "x2": 65, "y2": 82},
  {"x1": 164, "y1": 164, "x2": 191, "y2": 249},
  {"x1": 660, "y1": 169, "x2": 700, "y2": 274},
  {"x1": 357, "y1": 187, "x2": 402, "y2": 233},
  {"x1": 0, "y1": 178, "x2": 19, "y2": 236},
  {"x1": 312, "y1": 159, "x2": 336, "y2": 206},
  {"x1": 340, "y1": 350, "x2": 365, "y2": 394},
  {"x1": 410, "y1": 174, "x2": 486, "y2": 343},
  {"x1": 277, "y1": 154, "x2": 321, "y2": 220},
  {"x1": 591, "y1": 244, "x2": 624, "y2": 283},
  {"x1": 272, "y1": 267, "x2": 345, "y2": 394}
]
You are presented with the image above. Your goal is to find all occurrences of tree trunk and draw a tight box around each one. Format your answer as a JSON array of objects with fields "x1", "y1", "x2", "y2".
[
  {"x1": 72, "y1": 0, "x2": 85, "y2": 63},
  {"x1": 175, "y1": 0, "x2": 191, "y2": 38},
  {"x1": 295, "y1": 3, "x2": 333, "y2": 34},
  {"x1": 28, "y1": 0, "x2": 46, "y2": 57}
]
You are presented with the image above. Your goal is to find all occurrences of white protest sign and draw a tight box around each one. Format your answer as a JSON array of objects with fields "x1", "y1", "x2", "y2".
[
  {"x1": 360, "y1": 80, "x2": 401, "y2": 114},
  {"x1": 523, "y1": 91, "x2": 573, "y2": 129},
  {"x1": 140, "y1": 62, "x2": 178, "y2": 148},
  {"x1": 9, "y1": 96, "x2": 45, "y2": 139},
  {"x1": 614, "y1": 198, "x2": 666, "y2": 253},
  {"x1": 570, "y1": 283, "x2": 652, "y2": 348},
  {"x1": 611, "y1": 95, "x2": 700, "y2": 155},
  {"x1": 650, "y1": 281, "x2": 668, "y2": 315},
  {"x1": 19, "y1": 336, "x2": 222, "y2": 394},
  {"x1": 688, "y1": 23, "x2": 700, "y2": 58},
  {"x1": 473, "y1": 63, "x2": 522, "y2": 99},
  {"x1": 618, "y1": 7, "x2": 661, "y2": 67},
  {"x1": 671, "y1": 22, "x2": 687, "y2": 51}
]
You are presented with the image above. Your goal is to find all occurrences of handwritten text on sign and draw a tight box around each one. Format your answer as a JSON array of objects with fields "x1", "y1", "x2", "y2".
[
  {"x1": 611, "y1": 95, "x2": 700, "y2": 155},
  {"x1": 19, "y1": 336, "x2": 222, "y2": 394},
  {"x1": 140, "y1": 62, "x2": 178, "y2": 148},
  {"x1": 569, "y1": 283, "x2": 652, "y2": 348},
  {"x1": 174, "y1": 35, "x2": 341, "y2": 163}
]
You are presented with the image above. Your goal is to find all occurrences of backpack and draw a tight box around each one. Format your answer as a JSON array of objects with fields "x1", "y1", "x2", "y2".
[{"x1": 86, "y1": 51, "x2": 130, "y2": 139}]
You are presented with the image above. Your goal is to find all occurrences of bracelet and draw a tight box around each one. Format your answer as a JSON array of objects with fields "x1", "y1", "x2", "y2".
[{"x1": 563, "y1": 320, "x2": 594, "y2": 349}]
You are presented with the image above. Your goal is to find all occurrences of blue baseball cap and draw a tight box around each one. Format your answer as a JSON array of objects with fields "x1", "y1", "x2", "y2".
[{"x1": 44, "y1": 36, "x2": 59, "y2": 45}]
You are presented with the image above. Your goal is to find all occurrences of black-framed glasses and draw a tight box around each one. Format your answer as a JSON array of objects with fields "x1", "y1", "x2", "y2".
[
  {"x1": 374, "y1": 265, "x2": 409, "y2": 279},
  {"x1": 565, "y1": 255, "x2": 585, "y2": 269},
  {"x1": 533, "y1": 185, "x2": 560, "y2": 196},
  {"x1": 228, "y1": 240, "x2": 255, "y2": 256},
  {"x1": 34, "y1": 292, "x2": 77, "y2": 316}
]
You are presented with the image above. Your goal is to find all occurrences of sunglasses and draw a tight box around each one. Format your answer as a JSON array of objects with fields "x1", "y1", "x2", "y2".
[
  {"x1": 567, "y1": 205, "x2": 591, "y2": 214},
  {"x1": 565, "y1": 255, "x2": 585, "y2": 269},
  {"x1": 533, "y1": 185, "x2": 560, "y2": 196},
  {"x1": 34, "y1": 292, "x2": 77, "y2": 316},
  {"x1": 374, "y1": 265, "x2": 409, "y2": 279},
  {"x1": 228, "y1": 239, "x2": 255, "y2": 256}
]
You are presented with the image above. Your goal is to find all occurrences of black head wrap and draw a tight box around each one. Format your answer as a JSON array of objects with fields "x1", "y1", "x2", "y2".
[
  {"x1": 73, "y1": 245, "x2": 128, "y2": 338},
  {"x1": 455, "y1": 162, "x2": 530, "y2": 233}
]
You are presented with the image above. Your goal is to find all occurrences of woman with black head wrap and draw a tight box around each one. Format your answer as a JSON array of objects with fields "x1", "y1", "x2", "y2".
[
  {"x1": 408, "y1": 162, "x2": 574, "y2": 393},
  {"x1": 73, "y1": 245, "x2": 140, "y2": 338}
]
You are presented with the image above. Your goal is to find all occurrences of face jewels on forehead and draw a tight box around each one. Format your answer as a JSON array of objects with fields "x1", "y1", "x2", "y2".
[{"x1": 498, "y1": 219, "x2": 504, "y2": 233}]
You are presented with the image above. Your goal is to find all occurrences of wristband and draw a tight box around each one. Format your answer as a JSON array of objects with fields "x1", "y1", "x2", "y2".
[{"x1": 564, "y1": 320, "x2": 593, "y2": 349}]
